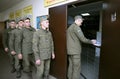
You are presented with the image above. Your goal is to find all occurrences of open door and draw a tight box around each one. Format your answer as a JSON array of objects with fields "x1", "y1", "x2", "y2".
[
  {"x1": 49, "y1": 5, "x2": 67, "y2": 79},
  {"x1": 99, "y1": 0, "x2": 120, "y2": 79},
  {"x1": 49, "y1": 0, "x2": 120, "y2": 79},
  {"x1": 0, "y1": 22, "x2": 5, "y2": 48}
]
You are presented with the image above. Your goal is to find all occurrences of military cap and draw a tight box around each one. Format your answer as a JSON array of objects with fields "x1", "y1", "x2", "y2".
[
  {"x1": 40, "y1": 15, "x2": 49, "y2": 22},
  {"x1": 74, "y1": 15, "x2": 84, "y2": 20}
]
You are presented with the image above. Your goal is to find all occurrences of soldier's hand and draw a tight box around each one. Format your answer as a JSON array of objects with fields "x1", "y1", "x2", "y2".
[
  {"x1": 52, "y1": 53, "x2": 55, "y2": 59},
  {"x1": 18, "y1": 54, "x2": 22, "y2": 59},
  {"x1": 11, "y1": 51, "x2": 16, "y2": 55},
  {"x1": 91, "y1": 39, "x2": 97, "y2": 44},
  {"x1": 5, "y1": 48, "x2": 9, "y2": 52},
  {"x1": 36, "y1": 59, "x2": 41, "y2": 65}
]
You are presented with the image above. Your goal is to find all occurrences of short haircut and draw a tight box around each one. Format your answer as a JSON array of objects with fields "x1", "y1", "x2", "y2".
[
  {"x1": 18, "y1": 19, "x2": 24, "y2": 22},
  {"x1": 16, "y1": 19, "x2": 24, "y2": 24}
]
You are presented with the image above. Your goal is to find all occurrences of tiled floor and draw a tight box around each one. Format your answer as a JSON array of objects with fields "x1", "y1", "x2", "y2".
[
  {"x1": 0, "y1": 49, "x2": 56, "y2": 79},
  {"x1": 0, "y1": 44, "x2": 100, "y2": 79}
]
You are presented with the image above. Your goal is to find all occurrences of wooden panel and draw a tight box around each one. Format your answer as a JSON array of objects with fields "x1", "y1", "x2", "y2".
[
  {"x1": 49, "y1": 5, "x2": 67, "y2": 79},
  {"x1": 0, "y1": 22, "x2": 5, "y2": 48},
  {"x1": 99, "y1": 0, "x2": 120, "y2": 79}
]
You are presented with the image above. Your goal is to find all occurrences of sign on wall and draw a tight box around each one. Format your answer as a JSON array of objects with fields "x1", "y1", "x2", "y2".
[
  {"x1": 9, "y1": 12, "x2": 15, "y2": 20},
  {"x1": 44, "y1": 0, "x2": 66, "y2": 7},
  {"x1": 9, "y1": 5, "x2": 33, "y2": 25},
  {"x1": 23, "y1": 5, "x2": 33, "y2": 19},
  {"x1": 15, "y1": 9, "x2": 22, "y2": 22},
  {"x1": 36, "y1": 15, "x2": 48, "y2": 29},
  {"x1": 23, "y1": 5, "x2": 33, "y2": 25}
]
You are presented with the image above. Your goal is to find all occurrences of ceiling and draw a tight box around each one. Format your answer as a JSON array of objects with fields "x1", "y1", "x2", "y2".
[
  {"x1": 68, "y1": 1, "x2": 103, "y2": 16},
  {"x1": 68, "y1": 1, "x2": 103, "y2": 30},
  {"x1": 0, "y1": 0, "x2": 24, "y2": 13}
]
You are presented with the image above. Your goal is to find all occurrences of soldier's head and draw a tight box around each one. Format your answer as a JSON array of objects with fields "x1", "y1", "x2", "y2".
[
  {"x1": 24, "y1": 18, "x2": 31, "y2": 28},
  {"x1": 9, "y1": 20, "x2": 16, "y2": 28},
  {"x1": 18, "y1": 19, "x2": 24, "y2": 28},
  {"x1": 40, "y1": 16, "x2": 49, "y2": 30},
  {"x1": 74, "y1": 15, "x2": 83, "y2": 26}
]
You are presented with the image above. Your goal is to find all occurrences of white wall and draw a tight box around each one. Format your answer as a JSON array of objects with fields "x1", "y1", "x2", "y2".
[
  {"x1": 0, "y1": 0, "x2": 78, "y2": 28},
  {"x1": 0, "y1": 0, "x2": 48, "y2": 28}
]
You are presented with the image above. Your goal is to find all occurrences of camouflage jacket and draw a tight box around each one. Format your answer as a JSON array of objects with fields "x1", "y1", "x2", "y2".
[
  {"x1": 2, "y1": 27, "x2": 15, "y2": 49},
  {"x1": 9, "y1": 27, "x2": 23, "y2": 54},
  {"x1": 67, "y1": 23, "x2": 92, "y2": 55},
  {"x1": 22, "y1": 27, "x2": 36, "y2": 55},
  {"x1": 32, "y1": 29, "x2": 54, "y2": 60}
]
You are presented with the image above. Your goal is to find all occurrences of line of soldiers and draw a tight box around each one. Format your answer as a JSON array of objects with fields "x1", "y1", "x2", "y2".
[
  {"x1": 3, "y1": 15, "x2": 97, "y2": 79},
  {"x1": 2, "y1": 17, "x2": 55, "y2": 79}
]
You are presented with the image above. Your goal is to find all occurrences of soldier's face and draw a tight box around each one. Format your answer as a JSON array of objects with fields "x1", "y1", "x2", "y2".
[
  {"x1": 18, "y1": 21, "x2": 24, "y2": 27},
  {"x1": 24, "y1": 19, "x2": 31, "y2": 27},
  {"x1": 9, "y1": 22, "x2": 16, "y2": 28},
  {"x1": 75, "y1": 19, "x2": 83, "y2": 26},
  {"x1": 42, "y1": 20, "x2": 49, "y2": 28}
]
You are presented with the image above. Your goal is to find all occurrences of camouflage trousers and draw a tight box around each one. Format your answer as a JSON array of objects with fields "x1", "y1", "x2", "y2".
[
  {"x1": 8, "y1": 53, "x2": 21, "y2": 70},
  {"x1": 22, "y1": 53, "x2": 35, "y2": 73},
  {"x1": 67, "y1": 55, "x2": 81, "y2": 79},
  {"x1": 36, "y1": 59, "x2": 51, "y2": 79}
]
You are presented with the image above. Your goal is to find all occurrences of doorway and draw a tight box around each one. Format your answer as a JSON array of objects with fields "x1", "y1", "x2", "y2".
[
  {"x1": 0, "y1": 22, "x2": 5, "y2": 48},
  {"x1": 67, "y1": 1, "x2": 102, "y2": 79}
]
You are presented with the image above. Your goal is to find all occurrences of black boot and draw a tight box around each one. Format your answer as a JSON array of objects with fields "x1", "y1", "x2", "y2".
[
  {"x1": 11, "y1": 67, "x2": 16, "y2": 73},
  {"x1": 20, "y1": 60, "x2": 23, "y2": 70},
  {"x1": 16, "y1": 70, "x2": 21, "y2": 78}
]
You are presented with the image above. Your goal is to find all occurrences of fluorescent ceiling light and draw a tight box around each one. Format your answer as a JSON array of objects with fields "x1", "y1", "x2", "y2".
[{"x1": 81, "y1": 13, "x2": 90, "y2": 16}]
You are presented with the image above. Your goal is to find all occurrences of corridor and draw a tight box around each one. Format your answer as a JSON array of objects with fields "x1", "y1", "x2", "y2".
[{"x1": 0, "y1": 48, "x2": 56, "y2": 79}]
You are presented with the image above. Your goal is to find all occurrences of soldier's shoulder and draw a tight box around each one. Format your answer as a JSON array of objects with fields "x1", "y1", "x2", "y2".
[
  {"x1": 10, "y1": 29, "x2": 15, "y2": 34},
  {"x1": 30, "y1": 26, "x2": 36, "y2": 31},
  {"x1": 34, "y1": 30, "x2": 40, "y2": 35},
  {"x1": 48, "y1": 31, "x2": 52, "y2": 34},
  {"x1": 12, "y1": 28, "x2": 17, "y2": 32},
  {"x1": 22, "y1": 27, "x2": 27, "y2": 31},
  {"x1": 6, "y1": 28, "x2": 11, "y2": 32}
]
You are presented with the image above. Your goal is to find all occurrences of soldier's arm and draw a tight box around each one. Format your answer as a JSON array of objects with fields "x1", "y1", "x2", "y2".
[
  {"x1": 2, "y1": 30, "x2": 8, "y2": 48},
  {"x1": 9, "y1": 31, "x2": 15, "y2": 52},
  {"x1": 32, "y1": 32, "x2": 40, "y2": 60},
  {"x1": 16, "y1": 30, "x2": 23, "y2": 54},
  {"x1": 17, "y1": 30, "x2": 24, "y2": 59},
  {"x1": 74, "y1": 26, "x2": 92, "y2": 44},
  {"x1": 50, "y1": 32, "x2": 54, "y2": 54}
]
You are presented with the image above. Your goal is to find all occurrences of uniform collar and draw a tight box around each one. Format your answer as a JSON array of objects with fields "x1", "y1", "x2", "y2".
[
  {"x1": 25, "y1": 26, "x2": 33, "y2": 31},
  {"x1": 73, "y1": 23, "x2": 79, "y2": 27},
  {"x1": 41, "y1": 28, "x2": 49, "y2": 33},
  {"x1": 17, "y1": 27, "x2": 22, "y2": 30}
]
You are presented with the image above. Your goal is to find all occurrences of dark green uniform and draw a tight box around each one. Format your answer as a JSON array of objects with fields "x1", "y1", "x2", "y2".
[
  {"x1": 9, "y1": 27, "x2": 23, "y2": 77},
  {"x1": 9, "y1": 27, "x2": 23, "y2": 70},
  {"x1": 3, "y1": 28, "x2": 14, "y2": 49},
  {"x1": 3, "y1": 28, "x2": 15, "y2": 70},
  {"x1": 67, "y1": 23, "x2": 92, "y2": 79},
  {"x1": 22, "y1": 27, "x2": 36, "y2": 73},
  {"x1": 32, "y1": 29, "x2": 54, "y2": 79}
]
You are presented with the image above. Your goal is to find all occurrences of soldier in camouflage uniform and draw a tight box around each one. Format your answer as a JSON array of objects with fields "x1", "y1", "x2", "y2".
[
  {"x1": 32, "y1": 16, "x2": 55, "y2": 79},
  {"x1": 9, "y1": 20, "x2": 24, "y2": 78},
  {"x1": 67, "y1": 15, "x2": 96, "y2": 79},
  {"x1": 2, "y1": 20, "x2": 16, "y2": 73},
  {"x1": 22, "y1": 18, "x2": 36, "y2": 79}
]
